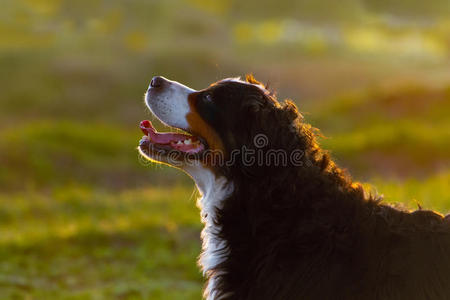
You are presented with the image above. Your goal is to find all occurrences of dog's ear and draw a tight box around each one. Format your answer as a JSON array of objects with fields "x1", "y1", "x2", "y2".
[{"x1": 242, "y1": 93, "x2": 265, "y2": 113}]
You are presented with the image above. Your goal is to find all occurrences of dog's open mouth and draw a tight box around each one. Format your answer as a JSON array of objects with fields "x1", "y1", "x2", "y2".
[{"x1": 139, "y1": 120, "x2": 206, "y2": 156}]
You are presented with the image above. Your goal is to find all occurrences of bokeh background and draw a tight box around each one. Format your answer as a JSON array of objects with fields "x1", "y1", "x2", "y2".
[{"x1": 1, "y1": 0, "x2": 449, "y2": 299}]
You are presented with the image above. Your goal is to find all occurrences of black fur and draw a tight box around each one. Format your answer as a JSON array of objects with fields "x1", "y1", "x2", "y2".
[{"x1": 195, "y1": 76, "x2": 450, "y2": 300}]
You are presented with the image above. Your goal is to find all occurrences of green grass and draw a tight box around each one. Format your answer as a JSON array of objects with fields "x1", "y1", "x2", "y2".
[
  {"x1": 322, "y1": 120, "x2": 450, "y2": 157},
  {"x1": 366, "y1": 172, "x2": 450, "y2": 213},
  {"x1": 0, "y1": 185, "x2": 203, "y2": 300},
  {"x1": 319, "y1": 120, "x2": 450, "y2": 177},
  {"x1": 0, "y1": 121, "x2": 189, "y2": 190}
]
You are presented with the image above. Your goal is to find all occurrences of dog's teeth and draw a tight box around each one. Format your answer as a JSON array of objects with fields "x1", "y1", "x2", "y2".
[{"x1": 184, "y1": 139, "x2": 192, "y2": 145}]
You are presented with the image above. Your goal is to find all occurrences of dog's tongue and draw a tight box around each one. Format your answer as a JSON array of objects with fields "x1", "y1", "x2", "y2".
[{"x1": 140, "y1": 120, "x2": 194, "y2": 144}]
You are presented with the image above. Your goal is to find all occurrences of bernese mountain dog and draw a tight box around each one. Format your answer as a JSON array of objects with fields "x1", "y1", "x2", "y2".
[{"x1": 138, "y1": 75, "x2": 450, "y2": 300}]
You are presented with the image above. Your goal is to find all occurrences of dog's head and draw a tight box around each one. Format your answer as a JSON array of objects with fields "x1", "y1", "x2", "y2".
[{"x1": 139, "y1": 75, "x2": 304, "y2": 181}]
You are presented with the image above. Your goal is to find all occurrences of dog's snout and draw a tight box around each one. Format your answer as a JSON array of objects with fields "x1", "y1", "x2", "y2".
[
  {"x1": 144, "y1": 76, "x2": 193, "y2": 131},
  {"x1": 150, "y1": 76, "x2": 167, "y2": 89}
]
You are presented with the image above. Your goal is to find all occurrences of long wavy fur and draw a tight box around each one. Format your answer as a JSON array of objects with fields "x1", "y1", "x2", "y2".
[{"x1": 203, "y1": 76, "x2": 450, "y2": 300}]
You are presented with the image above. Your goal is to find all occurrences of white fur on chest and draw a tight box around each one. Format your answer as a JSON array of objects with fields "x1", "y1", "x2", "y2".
[
  {"x1": 185, "y1": 166, "x2": 234, "y2": 300},
  {"x1": 197, "y1": 175, "x2": 233, "y2": 274}
]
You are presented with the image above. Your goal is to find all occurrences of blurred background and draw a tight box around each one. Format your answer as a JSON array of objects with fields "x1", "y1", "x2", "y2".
[{"x1": 0, "y1": 0, "x2": 449, "y2": 298}]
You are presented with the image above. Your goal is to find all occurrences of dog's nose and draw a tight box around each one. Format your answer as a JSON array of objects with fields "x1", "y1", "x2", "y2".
[{"x1": 150, "y1": 76, "x2": 166, "y2": 89}]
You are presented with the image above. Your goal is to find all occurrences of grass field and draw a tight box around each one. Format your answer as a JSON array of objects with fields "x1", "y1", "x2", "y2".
[{"x1": 0, "y1": 186, "x2": 203, "y2": 299}]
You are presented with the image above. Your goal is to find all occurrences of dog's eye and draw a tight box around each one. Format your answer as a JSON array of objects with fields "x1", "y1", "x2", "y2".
[
  {"x1": 203, "y1": 94, "x2": 213, "y2": 103},
  {"x1": 198, "y1": 93, "x2": 219, "y2": 126}
]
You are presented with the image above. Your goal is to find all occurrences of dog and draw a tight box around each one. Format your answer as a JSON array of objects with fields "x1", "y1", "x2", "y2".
[{"x1": 138, "y1": 75, "x2": 450, "y2": 300}]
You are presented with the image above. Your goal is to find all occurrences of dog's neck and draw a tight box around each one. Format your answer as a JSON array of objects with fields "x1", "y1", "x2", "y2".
[
  {"x1": 184, "y1": 166, "x2": 234, "y2": 300},
  {"x1": 184, "y1": 159, "x2": 367, "y2": 300}
]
